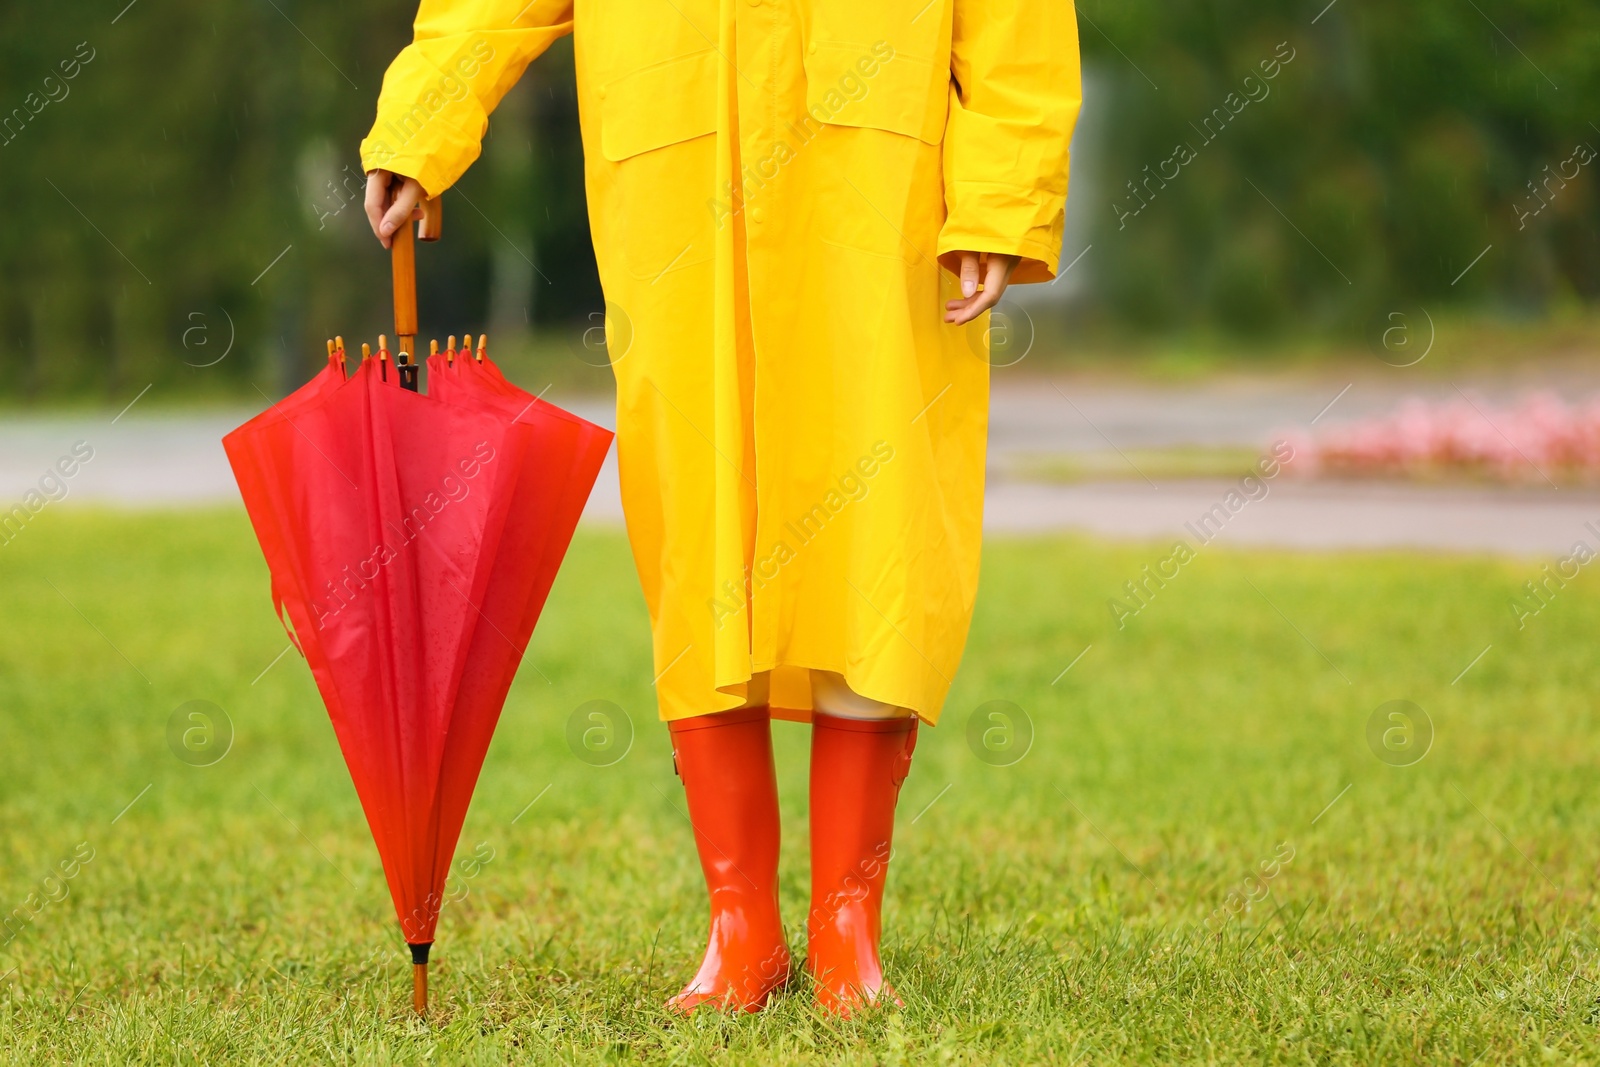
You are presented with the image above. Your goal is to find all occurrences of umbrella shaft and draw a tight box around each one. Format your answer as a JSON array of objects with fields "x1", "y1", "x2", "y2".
[
  {"x1": 413, "y1": 961, "x2": 428, "y2": 1015},
  {"x1": 392, "y1": 226, "x2": 418, "y2": 345}
]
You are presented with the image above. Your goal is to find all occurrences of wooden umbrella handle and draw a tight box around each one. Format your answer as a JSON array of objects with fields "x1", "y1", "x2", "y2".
[{"x1": 392, "y1": 195, "x2": 442, "y2": 361}]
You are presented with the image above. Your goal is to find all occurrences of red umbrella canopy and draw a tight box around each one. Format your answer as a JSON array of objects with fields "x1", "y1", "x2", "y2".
[{"x1": 224, "y1": 348, "x2": 611, "y2": 975}]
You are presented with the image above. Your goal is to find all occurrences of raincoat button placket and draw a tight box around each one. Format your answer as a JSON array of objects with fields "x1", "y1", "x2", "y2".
[{"x1": 733, "y1": 0, "x2": 774, "y2": 246}]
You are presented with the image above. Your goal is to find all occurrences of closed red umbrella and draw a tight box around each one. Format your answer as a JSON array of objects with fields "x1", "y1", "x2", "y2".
[{"x1": 223, "y1": 201, "x2": 612, "y2": 1014}]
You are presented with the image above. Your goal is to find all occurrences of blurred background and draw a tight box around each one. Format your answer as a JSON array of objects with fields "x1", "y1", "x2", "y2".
[
  {"x1": 5, "y1": 5, "x2": 1600, "y2": 1059},
  {"x1": 5, "y1": 0, "x2": 1600, "y2": 551},
  {"x1": 1, "y1": 0, "x2": 1597, "y2": 401}
]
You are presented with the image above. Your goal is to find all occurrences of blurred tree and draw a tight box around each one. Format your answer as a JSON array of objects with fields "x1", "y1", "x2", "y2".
[{"x1": 1079, "y1": 0, "x2": 1600, "y2": 339}]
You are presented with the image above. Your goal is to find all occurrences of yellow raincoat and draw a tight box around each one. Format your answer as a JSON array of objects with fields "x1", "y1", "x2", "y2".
[{"x1": 362, "y1": 0, "x2": 1081, "y2": 725}]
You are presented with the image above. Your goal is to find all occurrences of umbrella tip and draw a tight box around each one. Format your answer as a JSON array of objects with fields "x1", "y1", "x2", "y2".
[
  {"x1": 448, "y1": 334, "x2": 457, "y2": 354},
  {"x1": 409, "y1": 943, "x2": 431, "y2": 1016},
  {"x1": 361, "y1": 342, "x2": 372, "y2": 360},
  {"x1": 430, "y1": 338, "x2": 439, "y2": 355},
  {"x1": 326, "y1": 338, "x2": 335, "y2": 355},
  {"x1": 476, "y1": 334, "x2": 487, "y2": 361},
  {"x1": 335, "y1": 334, "x2": 345, "y2": 352},
  {"x1": 413, "y1": 963, "x2": 428, "y2": 1016}
]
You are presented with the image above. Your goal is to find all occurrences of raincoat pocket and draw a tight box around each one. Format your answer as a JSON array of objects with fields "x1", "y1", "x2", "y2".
[
  {"x1": 600, "y1": 49, "x2": 719, "y2": 162},
  {"x1": 802, "y1": 40, "x2": 948, "y2": 146},
  {"x1": 797, "y1": 38, "x2": 948, "y2": 264},
  {"x1": 598, "y1": 48, "x2": 719, "y2": 279}
]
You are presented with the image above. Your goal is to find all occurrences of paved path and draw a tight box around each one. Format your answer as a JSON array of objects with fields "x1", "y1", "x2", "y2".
[
  {"x1": 986, "y1": 365, "x2": 1600, "y2": 460},
  {"x1": 5, "y1": 371, "x2": 1597, "y2": 556},
  {"x1": 985, "y1": 479, "x2": 1600, "y2": 555}
]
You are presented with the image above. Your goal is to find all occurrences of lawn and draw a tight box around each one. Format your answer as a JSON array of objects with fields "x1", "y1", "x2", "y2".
[{"x1": 0, "y1": 507, "x2": 1595, "y2": 1064}]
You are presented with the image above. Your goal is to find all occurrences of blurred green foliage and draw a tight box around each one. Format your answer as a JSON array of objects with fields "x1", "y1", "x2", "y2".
[
  {"x1": 0, "y1": 0, "x2": 597, "y2": 401},
  {"x1": 1085, "y1": 0, "x2": 1600, "y2": 336},
  {"x1": 0, "y1": 0, "x2": 1594, "y2": 399}
]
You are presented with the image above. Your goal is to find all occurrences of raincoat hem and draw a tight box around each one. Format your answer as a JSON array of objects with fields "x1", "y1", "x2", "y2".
[{"x1": 659, "y1": 662, "x2": 947, "y2": 727}]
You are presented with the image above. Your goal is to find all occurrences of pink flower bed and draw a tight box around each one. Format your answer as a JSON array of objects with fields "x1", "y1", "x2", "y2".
[{"x1": 1279, "y1": 391, "x2": 1600, "y2": 484}]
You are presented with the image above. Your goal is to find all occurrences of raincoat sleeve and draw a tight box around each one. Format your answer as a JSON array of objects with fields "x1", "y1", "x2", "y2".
[
  {"x1": 359, "y1": 0, "x2": 573, "y2": 197},
  {"x1": 935, "y1": 0, "x2": 1082, "y2": 285}
]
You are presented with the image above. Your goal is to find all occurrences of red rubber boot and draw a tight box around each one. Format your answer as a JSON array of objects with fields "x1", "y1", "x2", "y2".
[
  {"x1": 806, "y1": 712, "x2": 918, "y2": 1015},
  {"x1": 667, "y1": 707, "x2": 791, "y2": 1012}
]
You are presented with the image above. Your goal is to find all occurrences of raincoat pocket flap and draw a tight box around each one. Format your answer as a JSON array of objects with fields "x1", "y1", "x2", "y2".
[
  {"x1": 600, "y1": 50, "x2": 719, "y2": 162},
  {"x1": 803, "y1": 40, "x2": 947, "y2": 146}
]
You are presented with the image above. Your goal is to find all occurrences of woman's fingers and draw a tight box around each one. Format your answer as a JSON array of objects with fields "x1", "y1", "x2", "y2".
[
  {"x1": 944, "y1": 287, "x2": 1000, "y2": 325},
  {"x1": 379, "y1": 182, "x2": 422, "y2": 246},
  {"x1": 944, "y1": 252, "x2": 1021, "y2": 324},
  {"x1": 364, "y1": 169, "x2": 393, "y2": 245},
  {"x1": 380, "y1": 179, "x2": 422, "y2": 239},
  {"x1": 959, "y1": 252, "x2": 981, "y2": 299},
  {"x1": 986, "y1": 252, "x2": 1017, "y2": 296},
  {"x1": 368, "y1": 175, "x2": 424, "y2": 249}
]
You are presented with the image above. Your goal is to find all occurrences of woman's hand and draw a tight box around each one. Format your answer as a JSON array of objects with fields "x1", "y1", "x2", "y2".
[
  {"x1": 364, "y1": 169, "x2": 426, "y2": 249},
  {"x1": 944, "y1": 251, "x2": 1020, "y2": 325}
]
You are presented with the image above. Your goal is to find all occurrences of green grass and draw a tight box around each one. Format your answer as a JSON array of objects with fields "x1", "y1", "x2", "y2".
[{"x1": 0, "y1": 507, "x2": 1596, "y2": 1064}]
